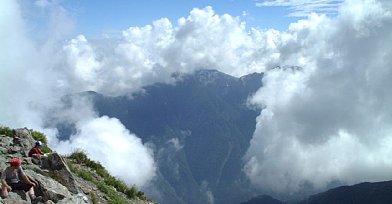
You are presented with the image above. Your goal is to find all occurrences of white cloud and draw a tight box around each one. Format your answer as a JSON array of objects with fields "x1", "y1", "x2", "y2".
[
  {"x1": 63, "y1": 35, "x2": 103, "y2": 91},
  {"x1": 256, "y1": 0, "x2": 344, "y2": 17},
  {"x1": 3, "y1": 0, "x2": 392, "y2": 198},
  {"x1": 60, "y1": 6, "x2": 283, "y2": 96},
  {"x1": 54, "y1": 115, "x2": 156, "y2": 187},
  {"x1": 0, "y1": 0, "x2": 55, "y2": 128},
  {"x1": 244, "y1": 0, "x2": 392, "y2": 194},
  {"x1": 0, "y1": 0, "x2": 156, "y2": 188},
  {"x1": 167, "y1": 138, "x2": 183, "y2": 151}
]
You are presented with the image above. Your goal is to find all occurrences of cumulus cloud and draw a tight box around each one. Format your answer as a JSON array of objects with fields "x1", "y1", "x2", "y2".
[
  {"x1": 256, "y1": 0, "x2": 344, "y2": 17},
  {"x1": 54, "y1": 115, "x2": 156, "y2": 187},
  {"x1": 4, "y1": 0, "x2": 392, "y2": 198},
  {"x1": 244, "y1": 0, "x2": 392, "y2": 194},
  {"x1": 0, "y1": 0, "x2": 57, "y2": 129},
  {"x1": 0, "y1": 0, "x2": 156, "y2": 188},
  {"x1": 60, "y1": 6, "x2": 284, "y2": 96}
]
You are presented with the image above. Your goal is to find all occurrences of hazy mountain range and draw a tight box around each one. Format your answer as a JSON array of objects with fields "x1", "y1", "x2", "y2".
[
  {"x1": 52, "y1": 69, "x2": 263, "y2": 204},
  {"x1": 48, "y1": 69, "x2": 392, "y2": 204}
]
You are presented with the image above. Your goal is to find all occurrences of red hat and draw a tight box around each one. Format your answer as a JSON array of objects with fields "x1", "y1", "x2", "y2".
[{"x1": 7, "y1": 157, "x2": 21, "y2": 166}]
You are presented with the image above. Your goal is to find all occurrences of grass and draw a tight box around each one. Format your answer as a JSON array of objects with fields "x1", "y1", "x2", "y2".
[
  {"x1": 29, "y1": 129, "x2": 53, "y2": 153},
  {"x1": 67, "y1": 150, "x2": 147, "y2": 201},
  {"x1": 31, "y1": 130, "x2": 48, "y2": 144},
  {"x1": 67, "y1": 161, "x2": 134, "y2": 204},
  {"x1": 90, "y1": 191, "x2": 99, "y2": 204},
  {"x1": 0, "y1": 126, "x2": 13, "y2": 137}
]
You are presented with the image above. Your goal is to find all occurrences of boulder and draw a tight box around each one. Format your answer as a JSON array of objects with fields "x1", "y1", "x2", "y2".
[
  {"x1": 26, "y1": 170, "x2": 71, "y2": 202},
  {"x1": 0, "y1": 191, "x2": 30, "y2": 204},
  {"x1": 39, "y1": 153, "x2": 80, "y2": 194},
  {"x1": 12, "y1": 128, "x2": 36, "y2": 156},
  {"x1": 56, "y1": 193, "x2": 90, "y2": 204}
]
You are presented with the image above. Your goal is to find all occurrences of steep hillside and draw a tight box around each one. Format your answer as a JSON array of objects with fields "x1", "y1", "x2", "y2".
[
  {"x1": 51, "y1": 69, "x2": 264, "y2": 204},
  {"x1": 241, "y1": 195, "x2": 284, "y2": 204},
  {"x1": 0, "y1": 127, "x2": 154, "y2": 204},
  {"x1": 297, "y1": 180, "x2": 392, "y2": 204},
  {"x1": 90, "y1": 70, "x2": 263, "y2": 204},
  {"x1": 243, "y1": 180, "x2": 392, "y2": 204}
]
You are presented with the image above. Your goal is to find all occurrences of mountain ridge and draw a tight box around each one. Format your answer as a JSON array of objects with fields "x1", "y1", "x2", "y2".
[
  {"x1": 53, "y1": 69, "x2": 264, "y2": 204},
  {"x1": 243, "y1": 180, "x2": 392, "y2": 204}
]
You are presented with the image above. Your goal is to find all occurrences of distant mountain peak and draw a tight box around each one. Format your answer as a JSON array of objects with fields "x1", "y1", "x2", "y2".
[{"x1": 191, "y1": 69, "x2": 236, "y2": 86}]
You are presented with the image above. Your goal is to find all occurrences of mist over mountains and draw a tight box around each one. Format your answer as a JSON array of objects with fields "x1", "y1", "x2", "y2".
[
  {"x1": 49, "y1": 68, "x2": 392, "y2": 204},
  {"x1": 49, "y1": 69, "x2": 263, "y2": 204},
  {"x1": 3, "y1": 0, "x2": 392, "y2": 203}
]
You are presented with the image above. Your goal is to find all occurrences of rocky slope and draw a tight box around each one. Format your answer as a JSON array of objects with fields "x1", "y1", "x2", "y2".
[{"x1": 0, "y1": 127, "x2": 154, "y2": 204}]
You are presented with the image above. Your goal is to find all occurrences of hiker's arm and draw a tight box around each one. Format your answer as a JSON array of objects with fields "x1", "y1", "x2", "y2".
[
  {"x1": 1, "y1": 179, "x2": 11, "y2": 190},
  {"x1": 21, "y1": 175, "x2": 36, "y2": 187}
]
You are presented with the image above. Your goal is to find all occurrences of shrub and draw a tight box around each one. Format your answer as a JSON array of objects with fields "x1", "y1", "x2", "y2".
[
  {"x1": 41, "y1": 145, "x2": 53, "y2": 153},
  {"x1": 30, "y1": 129, "x2": 53, "y2": 153},
  {"x1": 68, "y1": 150, "x2": 89, "y2": 163},
  {"x1": 67, "y1": 150, "x2": 146, "y2": 200},
  {"x1": 90, "y1": 191, "x2": 99, "y2": 204},
  {"x1": 68, "y1": 161, "x2": 130, "y2": 204},
  {"x1": 30, "y1": 130, "x2": 48, "y2": 144},
  {"x1": 125, "y1": 186, "x2": 138, "y2": 198},
  {"x1": 0, "y1": 126, "x2": 13, "y2": 137},
  {"x1": 104, "y1": 176, "x2": 128, "y2": 193}
]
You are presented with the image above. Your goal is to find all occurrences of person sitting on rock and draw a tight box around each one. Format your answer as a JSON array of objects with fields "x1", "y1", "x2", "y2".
[
  {"x1": 1, "y1": 157, "x2": 39, "y2": 201},
  {"x1": 28, "y1": 141, "x2": 44, "y2": 157}
]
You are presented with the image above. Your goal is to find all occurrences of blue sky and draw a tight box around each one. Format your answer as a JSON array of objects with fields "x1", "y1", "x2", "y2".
[
  {"x1": 58, "y1": 0, "x2": 293, "y2": 37},
  {"x1": 31, "y1": 0, "x2": 343, "y2": 38},
  {"x1": 4, "y1": 0, "x2": 392, "y2": 194}
]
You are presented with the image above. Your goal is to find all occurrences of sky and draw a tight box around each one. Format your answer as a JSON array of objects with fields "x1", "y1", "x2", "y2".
[
  {"x1": 28, "y1": 0, "x2": 342, "y2": 38},
  {"x1": 38, "y1": 0, "x2": 293, "y2": 37},
  {"x1": 1, "y1": 0, "x2": 392, "y2": 200}
]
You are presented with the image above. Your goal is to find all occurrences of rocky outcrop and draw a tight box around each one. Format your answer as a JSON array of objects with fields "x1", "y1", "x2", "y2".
[
  {"x1": 33, "y1": 153, "x2": 79, "y2": 194},
  {"x1": 0, "y1": 127, "x2": 156, "y2": 204},
  {"x1": 0, "y1": 128, "x2": 90, "y2": 204}
]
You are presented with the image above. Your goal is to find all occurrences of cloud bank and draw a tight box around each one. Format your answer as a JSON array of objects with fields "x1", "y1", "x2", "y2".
[
  {"x1": 244, "y1": 0, "x2": 392, "y2": 194},
  {"x1": 1, "y1": 0, "x2": 281, "y2": 189},
  {"x1": 2, "y1": 0, "x2": 392, "y2": 197},
  {"x1": 0, "y1": 0, "x2": 156, "y2": 188},
  {"x1": 60, "y1": 6, "x2": 283, "y2": 96},
  {"x1": 54, "y1": 114, "x2": 156, "y2": 187}
]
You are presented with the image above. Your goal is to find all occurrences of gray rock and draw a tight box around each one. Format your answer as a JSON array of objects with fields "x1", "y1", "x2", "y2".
[
  {"x1": 1, "y1": 191, "x2": 31, "y2": 204},
  {"x1": 0, "y1": 136, "x2": 13, "y2": 146},
  {"x1": 56, "y1": 193, "x2": 91, "y2": 204},
  {"x1": 1, "y1": 126, "x2": 148, "y2": 204},
  {"x1": 1, "y1": 200, "x2": 30, "y2": 204},
  {"x1": 8, "y1": 146, "x2": 22, "y2": 154},
  {"x1": 26, "y1": 170, "x2": 71, "y2": 202},
  {"x1": 40, "y1": 153, "x2": 80, "y2": 194},
  {"x1": 13, "y1": 128, "x2": 36, "y2": 156}
]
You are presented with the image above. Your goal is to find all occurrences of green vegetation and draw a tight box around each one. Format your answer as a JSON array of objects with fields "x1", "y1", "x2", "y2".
[
  {"x1": 30, "y1": 129, "x2": 53, "y2": 153},
  {"x1": 90, "y1": 191, "x2": 99, "y2": 204},
  {"x1": 31, "y1": 129, "x2": 48, "y2": 144},
  {"x1": 0, "y1": 126, "x2": 13, "y2": 137},
  {"x1": 40, "y1": 145, "x2": 53, "y2": 154},
  {"x1": 67, "y1": 150, "x2": 146, "y2": 202},
  {"x1": 67, "y1": 161, "x2": 135, "y2": 204}
]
